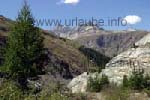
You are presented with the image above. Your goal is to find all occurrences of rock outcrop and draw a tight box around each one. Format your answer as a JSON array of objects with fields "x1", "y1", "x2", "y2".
[
  {"x1": 135, "y1": 33, "x2": 150, "y2": 47},
  {"x1": 68, "y1": 46, "x2": 150, "y2": 93},
  {"x1": 102, "y1": 33, "x2": 150, "y2": 85},
  {"x1": 67, "y1": 72, "x2": 88, "y2": 93},
  {"x1": 67, "y1": 72, "x2": 102, "y2": 93},
  {"x1": 104, "y1": 47, "x2": 150, "y2": 85},
  {"x1": 68, "y1": 36, "x2": 150, "y2": 93}
]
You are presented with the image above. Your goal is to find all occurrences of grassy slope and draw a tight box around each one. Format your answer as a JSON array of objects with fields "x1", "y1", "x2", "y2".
[{"x1": 43, "y1": 32, "x2": 93, "y2": 75}]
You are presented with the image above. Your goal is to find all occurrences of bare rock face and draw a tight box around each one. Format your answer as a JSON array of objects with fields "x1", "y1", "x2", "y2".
[
  {"x1": 104, "y1": 47, "x2": 150, "y2": 85},
  {"x1": 135, "y1": 33, "x2": 150, "y2": 47}
]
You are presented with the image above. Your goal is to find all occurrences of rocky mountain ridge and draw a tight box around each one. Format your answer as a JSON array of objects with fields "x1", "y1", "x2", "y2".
[{"x1": 52, "y1": 25, "x2": 149, "y2": 57}]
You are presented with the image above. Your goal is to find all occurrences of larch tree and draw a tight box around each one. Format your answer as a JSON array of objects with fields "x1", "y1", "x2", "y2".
[{"x1": 4, "y1": 1, "x2": 44, "y2": 86}]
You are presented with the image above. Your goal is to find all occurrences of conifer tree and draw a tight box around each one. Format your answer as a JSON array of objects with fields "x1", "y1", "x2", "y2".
[{"x1": 4, "y1": 1, "x2": 44, "y2": 85}]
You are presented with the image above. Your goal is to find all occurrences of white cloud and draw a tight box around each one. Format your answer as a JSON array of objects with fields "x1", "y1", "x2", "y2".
[
  {"x1": 64, "y1": 0, "x2": 79, "y2": 4},
  {"x1": 123, "y1": 15, "x2": 142, "y2": 25},
  {"x1": 57, "y1": 0, "x2": 80, "y2": 5}
]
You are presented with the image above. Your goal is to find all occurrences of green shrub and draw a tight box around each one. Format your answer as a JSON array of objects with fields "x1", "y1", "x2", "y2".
[
  {"x1": 123, "y1": 71, "x2": 150, "y2": 91},
  {"x1": 87, "y1": 74, "x2": 109, "y2": 92},
  {"x1": 129, "y1": 71, "x2": 145, "y2": 90},
  {"x1": 0, "y1": 79, "x2": 69, "y2": 100},
  {"x1": 123, "y1": 75, "x2": 130, "y2": 88},
  {"x1": 0, "y1": 80, "x2": 24, "y2": 100},
  {"x1": 101, "y1": 74, "x2": 109, "y2": 85},
  {"x1": 87, "y1": 74, "x2": 101, "y2": 92},
  {"x1": 143, "y1": 74, "x2": 150, "y2": 90}
]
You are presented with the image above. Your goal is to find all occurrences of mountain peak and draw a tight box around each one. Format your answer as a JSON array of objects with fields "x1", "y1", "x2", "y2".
[{"x1": 52, "y1": 25, "x2": 104, "y2": 39}]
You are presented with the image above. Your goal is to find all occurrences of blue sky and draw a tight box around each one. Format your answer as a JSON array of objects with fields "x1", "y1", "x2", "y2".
[{"x1": 0, "y1": 0, "x2": 150, "y2": 30}]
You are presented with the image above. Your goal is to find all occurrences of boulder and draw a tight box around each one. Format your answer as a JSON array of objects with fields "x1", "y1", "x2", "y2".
[
  {"x1": 67, "y1": 72, "x2": 102, "y2": 93},
  {"x1": 67, "y1": 72, "x2": 88, "y2": 93}
]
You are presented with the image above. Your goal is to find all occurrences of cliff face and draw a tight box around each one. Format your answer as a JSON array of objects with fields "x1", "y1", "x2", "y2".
[
  {"x1": 78, "y1": 31, "x2": 148, "y2": 57},
  {"x1": 52, "y1": 25, "x2": 149, "y2": 57}
]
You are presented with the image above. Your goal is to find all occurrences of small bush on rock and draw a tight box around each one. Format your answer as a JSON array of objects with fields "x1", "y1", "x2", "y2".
[
  {"x1": 123, "y1": 75, "x2": 130, "y2": 88},
  {"x1": 87, "y1": 74, "x2": 109, "y2": 92},
  {"x1": 123, "y1": 71, "x2": 150, "y2": 91}
]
